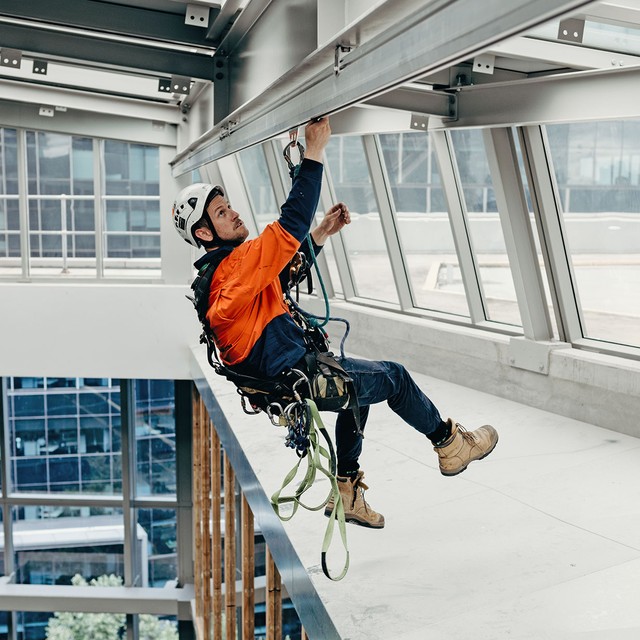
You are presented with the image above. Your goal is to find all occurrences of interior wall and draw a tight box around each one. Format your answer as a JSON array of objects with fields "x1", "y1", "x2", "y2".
[{"x1": 0, "y1": 283, "x2": 200, "y2": 380}]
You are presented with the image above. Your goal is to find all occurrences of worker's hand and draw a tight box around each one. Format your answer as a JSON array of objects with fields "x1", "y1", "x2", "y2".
[
  {"x1": 311, "y1": 202, "x2": 350, "y2": 246},
  {"x1": 304, "y1": 117, "x2": 331, "y2": 162}
]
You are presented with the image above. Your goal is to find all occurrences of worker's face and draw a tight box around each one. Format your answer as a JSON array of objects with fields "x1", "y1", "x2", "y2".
[{"x1": 206, "y1": 194, "x2": 249, "y2": 245}]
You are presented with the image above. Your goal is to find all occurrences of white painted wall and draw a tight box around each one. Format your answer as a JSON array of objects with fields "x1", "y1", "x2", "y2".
[{"x1": 0, "y1": 283, "x2": 201, "y2": 380}]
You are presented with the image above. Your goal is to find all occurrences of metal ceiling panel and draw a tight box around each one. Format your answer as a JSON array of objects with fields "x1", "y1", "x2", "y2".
[{"x1": 171, "y1": 0, "x2": 594, "y2": 175}]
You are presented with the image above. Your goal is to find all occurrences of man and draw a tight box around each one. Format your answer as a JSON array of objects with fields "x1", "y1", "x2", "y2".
[{"x1": 173, "y1": 117, "x2": 498, "y2": 529}]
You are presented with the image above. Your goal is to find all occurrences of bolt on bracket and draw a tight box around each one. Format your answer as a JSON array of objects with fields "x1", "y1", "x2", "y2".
[{"x1": 334, "y1": 44, "x2": 353, "y2": 75}]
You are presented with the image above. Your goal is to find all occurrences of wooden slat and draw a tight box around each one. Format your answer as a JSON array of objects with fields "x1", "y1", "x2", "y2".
[
  {"x1": 202, "y1": 416, "x2": 212, "y2": 640},
  {"x1": 211, "y1": 428, "x2": 223, "y2": 640},
  {"x1": 301, "y1": 627, "x2": 309, "y2": 640},
  {"x1": 266, "y1": 548, "x2": 282, "y2": 640},
  {"x1": 192, "y1": 389, "x2": 203, "y2": 625},
  {"x1": 224, "y1": 454, "x2": 237, "y2": 640},
  {"x1": 241, "y1": 494, "x2": 255, "y2": 640}
]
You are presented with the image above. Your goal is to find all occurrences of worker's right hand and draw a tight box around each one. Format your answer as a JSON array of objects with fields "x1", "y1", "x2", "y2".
[{"x1": 304, "y1": 117, "x2": 331, "y2": 162}]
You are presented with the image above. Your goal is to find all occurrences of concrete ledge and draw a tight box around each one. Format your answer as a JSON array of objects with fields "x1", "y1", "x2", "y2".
[
  {"x1": 0, "y1": 582, "x2": 193, "y2": 615},
  {"x1": 301, "y1": 297, "x2": 640, "y2": 437}
]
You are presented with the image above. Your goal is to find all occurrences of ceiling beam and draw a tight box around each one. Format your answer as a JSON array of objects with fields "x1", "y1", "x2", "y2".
[
  {"x1": 489, "y1": 35, "x2": 640, "y2": 70},
  {"x1": 171, "y1": 0, "x2": 594, "y2": 175},
  {"x1": 436, "y1": 65, "x2": 640, "y2": 128},
  {"x1": 0, "y1": 20, "x2": 216, "y2": 80},
  {"x1": 0, "y1": 78, "x2": 182, "y2": 124},
  {"x1": 0, "y1": 0, "x2": 219, "y2": 46}
]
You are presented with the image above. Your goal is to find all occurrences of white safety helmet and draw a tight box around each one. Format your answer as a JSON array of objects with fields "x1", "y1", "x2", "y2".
[{"x1": 172, "y1": 183, "x2": 225, "y2": 247}]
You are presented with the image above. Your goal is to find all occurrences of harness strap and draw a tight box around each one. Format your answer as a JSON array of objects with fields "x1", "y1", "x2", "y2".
[{"x1": 270, "y1": 399, "x2": 349, "y2": 581}]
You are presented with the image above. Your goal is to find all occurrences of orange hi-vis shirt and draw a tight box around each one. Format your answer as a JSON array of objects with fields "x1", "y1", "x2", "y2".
[
  {"x1": 194, "y1": 159, "x2": 324, "y2": 378},
  {"x1": 206, "y1": 221, "x2": 301, "y2": 366}
]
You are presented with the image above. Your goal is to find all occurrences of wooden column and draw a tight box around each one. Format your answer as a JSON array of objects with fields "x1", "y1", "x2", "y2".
[
  {"x1": 266, "y1": 548, "x2": 282, "y2": 640},
  {"x1": 224, "y1": 454, "x2": 237, "y2": 640},
  {"x1": 202, "y1": 416, "x2": 212, "y2": 639},
  {"x1": 192, "y1": 390, "x2": 204, "y2": 637},
  {"x1": 241, "y1": 495, "x2": 255, "y2": 640},
  {"x1": 211, "y1": 428, "x2": 223, "y2": 640}
]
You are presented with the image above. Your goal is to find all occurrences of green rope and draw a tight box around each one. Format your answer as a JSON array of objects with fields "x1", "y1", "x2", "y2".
[
  {"x1": 304, "y1": 234, "x2": 331, "y2": 328},
  {"x1": 270, "y1": 399, "x2": 349, "y2": 581}
]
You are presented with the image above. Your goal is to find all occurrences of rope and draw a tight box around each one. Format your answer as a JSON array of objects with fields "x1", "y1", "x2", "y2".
[{"x1": 270, "y1": 399, "x2": 349, "y2": 581}]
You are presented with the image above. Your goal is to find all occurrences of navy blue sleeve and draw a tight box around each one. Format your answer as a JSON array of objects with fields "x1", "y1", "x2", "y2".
[{"x1": 278, "y1": 158, "x2": 323, "y2": 241}]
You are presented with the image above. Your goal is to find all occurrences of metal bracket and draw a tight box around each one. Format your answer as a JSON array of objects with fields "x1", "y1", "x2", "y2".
[
  {"x1": 158, "y1": 78, "x2": 172, "y2": 94},
  {"x1": 447, "y1": 93, "x2": 458, "y2": 121},
  {"x1": 219, "y1": 120, "x2": 238, "y2": 140},
  {"x1": 33, "y1": 60, "x2": 48, "y2": 75},
  {"x1": 170, "y1": 75, "x2": 192, "y2": 95},
  {"x1": 334, "y1": 44, "x2": 353, "y2": 75},
  {"x1": 410, "y1": 114, "x2": 429, "y2": 131},
  {"x1": 508, "y1": 337, "x2": 569, "y2": 375},
  {"x1": 1, "y1": 48, "x2": 22, "y2": 68},
  {"x1": 557, "y1": 18, "x2": 585, "y2": 43},
  {"x1": 473, "y1": 53, "x2": 495, "y2": 75},
  {"x1": 185, "y1": 4, "x2": 210, "y2": 27}
]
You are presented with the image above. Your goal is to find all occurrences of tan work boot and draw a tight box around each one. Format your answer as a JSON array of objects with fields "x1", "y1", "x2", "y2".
[
  {"x1": 324, "y1": 470, "x2": 385, "y2": 529},
  {"x1": 435, "y1": 418, "x2": 498, "y2": 476}
]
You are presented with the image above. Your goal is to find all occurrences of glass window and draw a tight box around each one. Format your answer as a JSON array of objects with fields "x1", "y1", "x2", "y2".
[
  {"x1": 546, "y1": 120, "x2": 640, "y2": 348},
  {"x1": 237, "y1": 145, "x2": 278, "y2": 231},
  {"x1": 135, "y1": 380, "x2": 176, "y2": 496},
  {"x1": 450, "y1": 129, "x2": 522, "y2": 326},
  {"x1": 104, "y1": 199, "x2": 160, "y2": 260},
  {"x1": 13, "y1": 394, "x2": 45, "y2": 417},
  {"x1": 378, "y1": 132, "x2": 465, "y2": 314},
  {"x1": 326, "y1": 136, "x2": 398, "y2": 304},
  {"x1": 46, "y1": 393, "x2": 78, "y2": 416},
  {"x1": 1, "y1": 132, "x2": 161, "y2": 278},
  {"x1": 12, "y1": 377, "x2": 45, "y2": 390},
  {"x1": 24, "y1": 131, "x2": 96, "y2": 276},
  {"x1": 8, "y1": 378, "x2": 122, "y2": 494},
  {"x1": 12, "y1": 505, "x2": 125, "y2": 585},
  {"x1": 0, "y1": 128, "x2": 19, "y2": 263},
  {"x1": 137, "y1": 508, "x2": 177, "y2": 587},
  {"x1": 104, "y1": 141, "x2": 159, "y2": 196},
  {"x1": 0, "y1": 127, "x2": 18, "y2": 195}
]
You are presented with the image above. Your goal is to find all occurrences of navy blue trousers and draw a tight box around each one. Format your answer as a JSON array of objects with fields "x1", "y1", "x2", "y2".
[{"x1": 335, "y1": 357, "x2": 442, "y2": 476}]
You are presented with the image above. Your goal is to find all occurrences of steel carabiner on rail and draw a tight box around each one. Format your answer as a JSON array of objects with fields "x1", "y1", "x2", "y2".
[{"x1": 283, "y1": 127, "x2": 305, "y2": 179}]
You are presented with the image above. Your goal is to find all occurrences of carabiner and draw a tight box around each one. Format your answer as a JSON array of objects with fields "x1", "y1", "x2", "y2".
[{"x1": 283, "y1": 128, "x2": 305, "y2": 176}]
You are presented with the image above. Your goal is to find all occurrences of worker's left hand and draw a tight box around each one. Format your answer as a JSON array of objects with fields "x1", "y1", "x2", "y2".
[{"x1": 311, "y1": 202, "x2": 350, "y2": 245}]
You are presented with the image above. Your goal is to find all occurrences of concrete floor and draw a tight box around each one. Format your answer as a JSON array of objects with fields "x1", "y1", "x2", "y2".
[{"x1": 198, "y1": 352, "x2": 640, "y2": 640}]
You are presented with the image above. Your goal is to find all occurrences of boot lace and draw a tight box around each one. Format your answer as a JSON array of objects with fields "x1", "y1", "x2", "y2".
[
  {"x1": 351, "y1": 472, "x2": 371, "y2": 511},
  {"x1": 456, "y1": 422, "x2": 478, "y2": 444}
]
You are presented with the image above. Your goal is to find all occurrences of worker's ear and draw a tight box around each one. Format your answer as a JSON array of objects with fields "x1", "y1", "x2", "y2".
[{"x1": 194, "y1": 225, "x2": 214, "y2": 243}]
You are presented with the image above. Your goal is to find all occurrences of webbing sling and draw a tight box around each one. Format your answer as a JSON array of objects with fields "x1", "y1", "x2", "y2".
[{"x1": 270, "y1": 399, "x2": 349, "y2": 581}]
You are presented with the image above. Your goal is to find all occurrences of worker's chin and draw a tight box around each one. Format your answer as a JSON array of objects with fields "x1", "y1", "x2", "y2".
[{"x1": 224, "y1": 233, "x2": 248, "y2": 248}]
